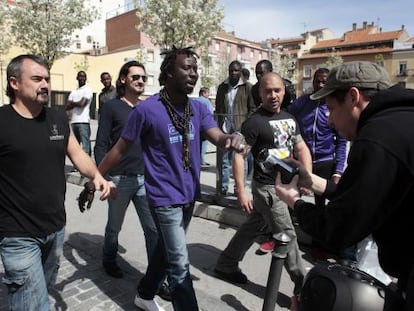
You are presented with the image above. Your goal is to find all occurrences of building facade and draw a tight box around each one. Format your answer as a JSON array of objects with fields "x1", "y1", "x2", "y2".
[{"x1": 297, "y1": 22, "x2": 413, "y2": 95}]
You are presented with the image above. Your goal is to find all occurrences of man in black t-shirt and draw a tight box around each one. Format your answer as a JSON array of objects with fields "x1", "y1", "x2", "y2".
[
  {"x1": 0, "y1": 54, "x2": 113, "y2": 311},
  {"x1": 215, "y1": 72, "x2": 312, "y2": 310}
]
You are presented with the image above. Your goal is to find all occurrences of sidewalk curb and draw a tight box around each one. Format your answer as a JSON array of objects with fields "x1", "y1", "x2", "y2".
[{"x1": 65, "y1": 172, "x2": 247, "y2": 229}]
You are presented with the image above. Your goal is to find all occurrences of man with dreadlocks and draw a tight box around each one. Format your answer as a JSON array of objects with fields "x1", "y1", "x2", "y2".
[{"x1": 88, "y1": 47, "x2": 247, "y2": 311}]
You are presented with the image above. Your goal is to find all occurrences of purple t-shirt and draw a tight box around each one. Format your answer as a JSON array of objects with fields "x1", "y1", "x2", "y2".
[{"x1": 122, "y1": 93, "x2": 217, "y2": 207}]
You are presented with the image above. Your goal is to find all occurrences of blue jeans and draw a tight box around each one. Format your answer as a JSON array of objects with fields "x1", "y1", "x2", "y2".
[
  {"x1": 201, "y1": 140, "x2": 209, "y2": 164},
  {"x1": 221, "y1": 150, "x2": 233, "y2": 192},
  {"x1": 137, "y1": 203, "x2": 199, "y2": 311},
  {"x1": 221, "y1": 150, "x2": 249, "y2": 193},
  {"x1": 71, "y1": 123, "x2": 91, "y2": 155},
  {"x1": 0, "y1": 227, "x2": 65, "y2": 311},
  {"x1": 103, "y1": 175, "x2": 158, "y2": 263}
]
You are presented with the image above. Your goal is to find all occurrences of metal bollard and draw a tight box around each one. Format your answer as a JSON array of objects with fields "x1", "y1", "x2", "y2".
[{"x1": 262, "y1": 232, "x2": 292, "y2": 311}]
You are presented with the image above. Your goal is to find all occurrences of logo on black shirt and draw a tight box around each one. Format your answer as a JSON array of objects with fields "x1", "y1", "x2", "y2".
[{"x1": 50, "y1": 124, "x2": 64, "y2": 141}]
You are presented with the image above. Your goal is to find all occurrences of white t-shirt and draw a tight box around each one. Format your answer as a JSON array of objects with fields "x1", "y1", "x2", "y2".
[{"x1": 69, "y1": 84, "x2": 93, "y2": 124}]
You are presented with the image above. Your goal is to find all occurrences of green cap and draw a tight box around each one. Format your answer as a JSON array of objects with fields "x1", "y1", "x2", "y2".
[{"x1": 310, "y1": 61, "x2": 391, "y2": 100}]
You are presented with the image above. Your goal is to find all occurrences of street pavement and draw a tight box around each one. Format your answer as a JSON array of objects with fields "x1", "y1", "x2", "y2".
[{"x1": 0, "y1": 120, "x2": 316, "y2": 310}]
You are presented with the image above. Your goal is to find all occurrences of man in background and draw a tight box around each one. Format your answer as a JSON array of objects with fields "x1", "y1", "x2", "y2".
[
  {"x1": 98, "y1": 71, "x2": 116, "y2": 115},
  {"x1": 251, "y1": 60, "x2": 273, "y2": 107},
  {"x1": 215, "y1": 60, "x2": 255, "y2": 195},
  {"x1": 66, "y1": 70, "x2": 93, "y2": 155},
  {"x1": 197, "y1": 86, "x2": 214, "y2": 167}
]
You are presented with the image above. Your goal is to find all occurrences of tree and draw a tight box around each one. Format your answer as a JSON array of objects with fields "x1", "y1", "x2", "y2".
[
  {"x1": 1, "y1": 0, "x2": 99, "y2": 68},
  {"x1": 322, "y1": 53, "x2": 343, "y2": 69},
  {"x1": 275, "y1": 53, "x2": 297, "y2": 84},
  {"x1": 135, "y1": 0, "x2": 224, "y2": 50},
  {"x1": 0, "y1": 5, "x2": 11, "y2": 57}
]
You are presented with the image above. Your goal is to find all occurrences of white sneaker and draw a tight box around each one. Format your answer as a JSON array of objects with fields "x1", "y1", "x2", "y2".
[{"x1": 134, "y1": 295, "x2": 166, "y2": 311}]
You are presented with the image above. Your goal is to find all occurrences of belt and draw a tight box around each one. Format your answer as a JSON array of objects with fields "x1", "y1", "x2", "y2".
[{"x1": 110, "y1": 173, "x2": 141, "y2": 178}]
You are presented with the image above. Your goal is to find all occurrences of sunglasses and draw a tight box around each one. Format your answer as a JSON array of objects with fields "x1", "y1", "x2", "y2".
[{"x1": 131, "y1": 74, "x2": 147, "y2": 82}]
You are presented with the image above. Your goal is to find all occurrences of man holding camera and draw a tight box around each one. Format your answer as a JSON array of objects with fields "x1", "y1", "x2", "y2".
[
  {"x1": 275, "y1": 61, "x2": 414, "y2": 310},
  {"x1": 215, "y1": 72, "x2": 312, "y2": 309}
]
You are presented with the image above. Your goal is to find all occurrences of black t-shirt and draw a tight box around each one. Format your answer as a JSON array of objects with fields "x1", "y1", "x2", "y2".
[
  {"x1": 94, "y1": 98, "x2": 144, "y2": 175},
  {"x1": 242, "y1": 107, "x2": 300, "y2": 185},
  {"x1": 0, "y1": 105, "x2": 69, "y2": 238}
]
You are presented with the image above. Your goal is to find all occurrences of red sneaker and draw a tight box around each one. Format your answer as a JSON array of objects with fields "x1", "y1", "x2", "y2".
[
  {"x1": 259, "y1": 240, "x2": 276, "y2": 253},
  {"x1": 290, "y1": 295, "x2": 300, "y2": 311}
]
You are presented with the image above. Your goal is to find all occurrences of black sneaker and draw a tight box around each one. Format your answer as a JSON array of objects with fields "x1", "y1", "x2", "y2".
[
  {"x1": 157, "y1": 282, "x2": 172, "y2": 301},
  {"x1": 103, "y1": 261, "x2": 123, "y2": 278},
  {"x1": 214, "y1": 268, "x2": 248, "y2": 284}
]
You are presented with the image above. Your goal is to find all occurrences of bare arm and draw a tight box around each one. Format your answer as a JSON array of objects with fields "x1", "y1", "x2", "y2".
[
  {"x1": 294, "y1": 139, "x2": 312, "y2": 173},
  {"x1": 275, "y1": 159, "x2": 328, "y2": 208},
  {"x1": 233, "y1": 151, "x2": 254, "y2": 213},
  {"x1": 203, "y1": 127, "x2": 246, "y2": 152},
  {"x1": 66, "y1": 97, "x2": 89, "y2": 110}
]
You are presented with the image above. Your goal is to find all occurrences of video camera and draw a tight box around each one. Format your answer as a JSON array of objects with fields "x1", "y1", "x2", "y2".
[{"x1": 257, "y1": 148, "x2": 299, "y2": 183}]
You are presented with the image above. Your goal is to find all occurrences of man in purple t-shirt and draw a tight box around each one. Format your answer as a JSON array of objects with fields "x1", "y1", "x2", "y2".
[{"x1": 94, "y1": 47, "x2": 247, "y2": 311}]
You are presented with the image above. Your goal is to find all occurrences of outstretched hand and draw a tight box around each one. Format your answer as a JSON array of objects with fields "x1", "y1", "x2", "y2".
[
  {"x1": 78, "y1": 182, "x2": 95, "y2": 213},
  {"x1": 226, "y1": 132, "x2": 250, "y2": 156},
  {"x1": 275, "y1": 173, "x2": 301, "y2": 208}
]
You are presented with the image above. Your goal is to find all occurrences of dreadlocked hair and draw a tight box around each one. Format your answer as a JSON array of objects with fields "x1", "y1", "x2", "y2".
[{"x1": 158, "y1": 45, "x2": 199, "y2": 86}]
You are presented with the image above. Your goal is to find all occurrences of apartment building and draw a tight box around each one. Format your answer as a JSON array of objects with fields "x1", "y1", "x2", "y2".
[{"x1": 297, "y1": 21, "x2": 413, "y2": 95}]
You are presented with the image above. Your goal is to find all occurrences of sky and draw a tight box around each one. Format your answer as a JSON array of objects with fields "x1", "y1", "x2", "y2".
[{"x1": 217, "y1": 0, "x2": 414, "y2": 42}]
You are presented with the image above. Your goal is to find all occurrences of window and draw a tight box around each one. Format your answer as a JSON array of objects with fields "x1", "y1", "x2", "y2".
[
  {"x1": 399, "y1": 62, "x2": 407, "y2": 76},
  {"x1": 86, "y1": 35, "x2": 93, "y2": 43},
  {"x1": 76, "y1": 42, "x2": 81, "y2": 49},
  {"x1": 250, "y1": 50, "x2": 254, "y2": 59},
  {"x1": 237, "y1": 46, "x2": 242, "y2": 59},
  {"x1": 226, "y1": 45, "x2": 231, "y2": 54},
  {"x1": 303, "y1": 81, "x2": 313, "y2": 94},
  {"x1": 147, "y1": 50, "x2": 154, "y2": 62},
  {"x1": 215, "y1": 42, "x2": 220, "y2": 52},
  {"x1": 146, "y1": 75, "x2": 154, "y2": 86},
  {"x1": 303, "y1": 65, "x2": 312, "y2": 78}
]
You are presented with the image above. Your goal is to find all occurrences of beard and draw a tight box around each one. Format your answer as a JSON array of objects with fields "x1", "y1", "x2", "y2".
[
  {"x1": 36, "y1": 89, "x2": 49, "y2": 106},
  {"x1": 36, "y1": 94, "x2": 49, "y2": 106}
]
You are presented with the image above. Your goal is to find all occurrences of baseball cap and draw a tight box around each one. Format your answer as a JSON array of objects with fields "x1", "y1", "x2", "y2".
[{"x1": 310, "y1": 61, "x2": 391, "y2": 100}]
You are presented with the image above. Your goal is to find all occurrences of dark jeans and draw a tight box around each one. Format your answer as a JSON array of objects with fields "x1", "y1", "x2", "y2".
[{"x1": 137, "y1": 203, "x2": 199, "y2": 311}]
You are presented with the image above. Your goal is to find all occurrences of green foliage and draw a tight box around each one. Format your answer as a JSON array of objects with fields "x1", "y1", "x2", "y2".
[
  {"x1": 322, "y1": 53, "x2": 344, "y2": 69},
  {"x1": 275, "y1": 53, "x2": 297, "y2": 83},
  {"x1": 1, "y1": 0, "x2": 99, "y2": 68},
  {"x1": 135, "y1": 45, "x2": 147, "y2": 64},
  {"x1": 0, "y1": 5, "x2": 11, "y2": 57},
  {"x1": 135, "y1": 0, "x2": 224, "y2": 50},
  {"x1": 74, "y1": 55, "x2": 90, "y2": 72}
]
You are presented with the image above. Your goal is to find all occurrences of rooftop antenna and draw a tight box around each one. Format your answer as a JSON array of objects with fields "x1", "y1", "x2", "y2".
[{"x1": 301, "y1": 22, "x2": 308, "y2": 33}]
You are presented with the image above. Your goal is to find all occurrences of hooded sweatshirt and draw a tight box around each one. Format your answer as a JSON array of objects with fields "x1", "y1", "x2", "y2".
[{"x1": 295, "y1": 85, "x2": 414, "y2": 288}]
